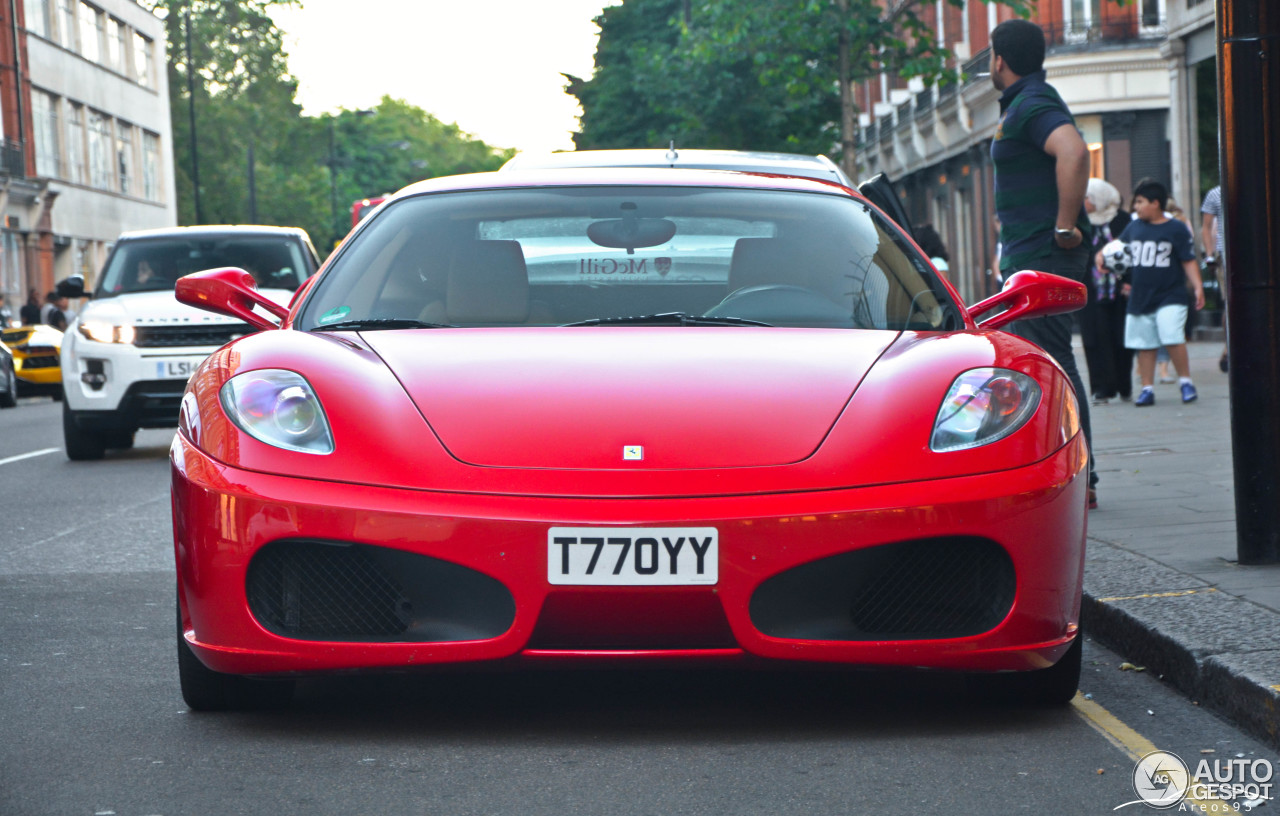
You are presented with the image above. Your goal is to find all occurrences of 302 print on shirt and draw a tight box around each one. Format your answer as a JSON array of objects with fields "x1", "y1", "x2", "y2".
[{"x1": 1127, "y1": 240, "x2": 1174, "y2": 268}]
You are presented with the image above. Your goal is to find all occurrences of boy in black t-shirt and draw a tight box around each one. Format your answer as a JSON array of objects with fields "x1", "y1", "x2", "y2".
[{"x1": 1119, "y1": 180, "x2": 1204, "y2": 406}]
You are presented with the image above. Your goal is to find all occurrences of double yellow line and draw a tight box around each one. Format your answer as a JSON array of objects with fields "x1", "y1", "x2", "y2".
[{"x1": 1073, "y1": 692, "x2": 1230, "y2": 811}]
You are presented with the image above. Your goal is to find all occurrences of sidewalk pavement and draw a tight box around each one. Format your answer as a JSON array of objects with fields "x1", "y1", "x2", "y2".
[{"x1": 1074, "y1": 338, "x2": 1280, "y2": 747}]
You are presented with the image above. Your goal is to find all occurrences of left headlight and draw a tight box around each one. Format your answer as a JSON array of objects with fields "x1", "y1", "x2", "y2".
[
  {"x1": 219, "y1": 369, "x2": 335, "y2": 454},
  {"x1": 78, "y1": 321, "x2": 135, "y2": 344},
  {"x1": 930, "y1": 368, "x2": 1041, "y2": 452}
]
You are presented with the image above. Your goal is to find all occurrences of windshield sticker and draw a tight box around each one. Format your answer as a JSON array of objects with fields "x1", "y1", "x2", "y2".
[
  {"x1": 318, "y1": 306, "x2": 351, "y2": 324},
  {"x1": 578, "y1": 258, "x2": 658, "y2": 276}
]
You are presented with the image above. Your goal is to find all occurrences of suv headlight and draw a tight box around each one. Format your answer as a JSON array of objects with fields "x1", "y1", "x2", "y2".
[
  {"x1": 931, "y1": 368, "x2": 1041, "y2": 452},
  {"x1": 219, "y1": 369, "x2": 335, "y2": 454},
  {"x1": 78, "y1": 321, "x2": 135, "y2": 344}
]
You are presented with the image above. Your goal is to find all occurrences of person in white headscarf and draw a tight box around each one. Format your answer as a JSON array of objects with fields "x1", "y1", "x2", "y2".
[{"x1": 1079, "y1": 177, "x2": 1134, "y2": 404}]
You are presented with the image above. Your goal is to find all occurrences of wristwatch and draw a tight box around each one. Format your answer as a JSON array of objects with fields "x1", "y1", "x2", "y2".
[{"x1": 1054, "y1": 226, "x2": 1077, "y2": 237}]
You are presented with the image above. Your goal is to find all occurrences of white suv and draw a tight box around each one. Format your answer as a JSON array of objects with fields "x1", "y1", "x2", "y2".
[{"x1": 58, "y1": 225, "x2": 320, "y2": 460}]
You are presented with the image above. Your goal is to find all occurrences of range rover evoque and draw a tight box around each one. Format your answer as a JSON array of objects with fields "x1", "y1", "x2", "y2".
[{"x1": 58, "y1": 226, "x2": 320, "y2": 460}]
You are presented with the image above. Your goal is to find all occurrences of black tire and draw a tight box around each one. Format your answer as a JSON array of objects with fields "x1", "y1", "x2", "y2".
[
  {"x1": 970, "y1": 634, "x2": 1082, "y2": 706},
  {"x1": 0, "y1": 363, "x2": 16, "y2": 408},
  {"x1": 62, "y1": 402, "x2": 106, "y2": 460},
  {"x1": 177, "y1": 597, "x2": 294, "y2": 711},
  {"x1": 51, "y1": 384, "x2": 63, "y2": 402}
]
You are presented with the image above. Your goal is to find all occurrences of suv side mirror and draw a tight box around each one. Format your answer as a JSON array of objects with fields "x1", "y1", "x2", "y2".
[
  {"x1": 175, "y1": 268, "x2": 289, "y2": 331},
  {"x1": 56, "y1": 274, "x2": 86, "y2": 299},
  {"x1": 967, "y1": 270, "x2": 1086, "y2": 331}
]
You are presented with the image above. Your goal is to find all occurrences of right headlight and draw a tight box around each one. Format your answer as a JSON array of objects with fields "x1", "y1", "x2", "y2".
[
  {"x1": 219, "y1": 369, "x2": 334, "y2": 455},
  {"x1": 930, "y1": 368, "x2": 1042, "y2": 452},
  {"x1": 77, "y1": 320, "x2": 135, "y2": 344}
]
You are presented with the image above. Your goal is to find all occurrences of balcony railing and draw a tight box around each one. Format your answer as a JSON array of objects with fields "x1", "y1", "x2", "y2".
[
  {"x1": 0, "y1": 140, "x2": 25, "y2": 177},
  {"x1": 1042, "y1": 17, "x2": 1167, "y2": 46}
]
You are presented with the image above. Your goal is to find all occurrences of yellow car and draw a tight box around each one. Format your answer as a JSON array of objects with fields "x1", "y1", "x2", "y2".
[{"x1": 1, "y1": 324, "x2": 63, "y2": 399}]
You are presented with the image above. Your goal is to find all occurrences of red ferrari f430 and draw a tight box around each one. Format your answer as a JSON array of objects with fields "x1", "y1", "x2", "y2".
[{"x1": 171, "y1": 167, "x2": 1087, "y2": 710}]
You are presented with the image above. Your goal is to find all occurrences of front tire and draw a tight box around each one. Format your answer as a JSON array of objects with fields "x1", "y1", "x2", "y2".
[
  {"x1": 177, "y1": 597, "x2": 294, "y2": 711},
  {"x1": 62, "y1": 402, "x2": 106, "y2": 460},
  {"x1": 971, "y1": 634, "x2": 1083, "y2": 706}
]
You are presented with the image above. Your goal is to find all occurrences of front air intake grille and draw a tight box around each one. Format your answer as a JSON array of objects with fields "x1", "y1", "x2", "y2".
[
  {"x1": 133, "y1": 323, "x2": 256, "y2": 348},
  {"x1": 21, "y1": 354, "x2": 59, "y2": 368},
  {"x1": 246, "y1": 540, "x2": 516, "y2": 643},
  {"x1": 750, "y1": 537, "x2": 1015, "y2": 641}
]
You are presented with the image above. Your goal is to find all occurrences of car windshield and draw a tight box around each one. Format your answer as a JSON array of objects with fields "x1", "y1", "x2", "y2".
[
  {"x1": 298, "y1": 185, "x2": 962, "y2": 331},
  {"x1": 96, "y1": 236, "x2": 312, "y2": 297}
]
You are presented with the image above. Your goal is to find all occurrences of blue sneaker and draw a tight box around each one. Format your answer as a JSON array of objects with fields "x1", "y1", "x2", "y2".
[
  {"x1": 1135, "y1": 388, "x2": 1155, "y2": 407},
  {"x1": 1181, "y1": 382, "x2": 1198, "y2": 403}
]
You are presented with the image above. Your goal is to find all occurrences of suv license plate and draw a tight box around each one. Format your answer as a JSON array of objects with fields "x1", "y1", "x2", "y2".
[
  {"x1": 156, "y1": 359, "x2": 203, "y2": 379},
  {"x1": 547, "y1": 527, "x2": 718, "y2": 586}
]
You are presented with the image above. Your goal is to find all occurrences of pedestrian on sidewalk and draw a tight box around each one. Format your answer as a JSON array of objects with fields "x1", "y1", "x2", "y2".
[
  {"x1": 1081, "y1": 177, "x2": 1133, "y2": 403},
  {"x1": 1201, "y1": 184, "x2": 1228, "y2": 372},
  {"x1": 1120, "y1": 179, "x2": 1204, "y2": 407},
  {"x1": 989, "y1": 18, "x2": 1097, "y2": 506}
]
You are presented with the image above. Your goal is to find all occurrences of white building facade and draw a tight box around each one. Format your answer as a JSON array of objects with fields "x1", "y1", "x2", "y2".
[{"x1": 18, "y1": 0, "x2": 176, "y2": 298}]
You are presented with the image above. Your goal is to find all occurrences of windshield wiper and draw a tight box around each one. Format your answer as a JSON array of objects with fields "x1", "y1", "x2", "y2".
[
  {"x1": 562, "y1": 312, "x2": 772, "y2": 327},
  {"x1": 312, "y1": 318, "x2": 455, "y2": 332}
]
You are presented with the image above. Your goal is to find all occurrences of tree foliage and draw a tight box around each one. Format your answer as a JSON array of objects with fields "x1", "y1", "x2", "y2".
[
  {"x1": 570, "y1": 0, "x2": 1031, "y2": 167},
  {"x1": 147, "y1": 0, "x2": 512, "y2": 251}
]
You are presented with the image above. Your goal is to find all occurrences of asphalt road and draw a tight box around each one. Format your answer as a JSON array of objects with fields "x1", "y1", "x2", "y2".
[{"x1": 1, "y1": 398, "x2": 1275, "y2": 816}]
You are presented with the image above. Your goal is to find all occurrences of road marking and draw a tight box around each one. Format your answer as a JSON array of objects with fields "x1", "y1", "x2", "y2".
[
  {"x1": 1072, "y1": 692, "x2": 1228, "y2": 810},
  {"x1": 0, "y1": 447, "x2": 59, "y2": 467},
  {"x1": 1095, "y1": 588, "x2": 1218, "y2": 603}
]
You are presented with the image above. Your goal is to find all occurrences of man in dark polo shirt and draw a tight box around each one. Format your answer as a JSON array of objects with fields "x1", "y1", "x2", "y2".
[{"x1": 990, "y1": 18, "x2": 1097, "y2": 506}]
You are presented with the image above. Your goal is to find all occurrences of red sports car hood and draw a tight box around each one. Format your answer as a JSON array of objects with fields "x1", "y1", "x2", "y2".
[{"x1": 363, "y1": 329, "x2": 896, "y2": 470}]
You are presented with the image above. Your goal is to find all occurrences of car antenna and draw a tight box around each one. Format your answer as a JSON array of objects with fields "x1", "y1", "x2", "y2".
[{"x1": 665, "y1": 140, "x2": 678, "y2": 164}]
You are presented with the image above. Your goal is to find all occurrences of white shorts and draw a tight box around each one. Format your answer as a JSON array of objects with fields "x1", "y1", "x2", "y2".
[{"x1": 1125, "y1": 305, "x2": 1189, "y2": 349}]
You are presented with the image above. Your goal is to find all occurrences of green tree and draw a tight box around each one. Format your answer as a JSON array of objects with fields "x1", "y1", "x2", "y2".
[
  {"x1": 570, "y1": 0, "x2": 1032, "y2": 172},
  {"x1": 150, "y1": 0, "x2": 514, "y2": 250}
]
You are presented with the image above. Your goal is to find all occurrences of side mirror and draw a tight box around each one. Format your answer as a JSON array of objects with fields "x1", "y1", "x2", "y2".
[
  {"x1": 968, "y1": 270, "x2": 1086, "y2": 331},
  {"x1": 56, "y1": 274, "x2": 86, "y2": 299},
  {"x1": 175, "y1": 268, "x2": 290, "y2": 331}
]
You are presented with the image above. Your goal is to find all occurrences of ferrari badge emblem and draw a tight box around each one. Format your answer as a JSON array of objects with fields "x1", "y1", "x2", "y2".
[{"x1": 623, "y1": 445, "x2": 644, "y2": 461}]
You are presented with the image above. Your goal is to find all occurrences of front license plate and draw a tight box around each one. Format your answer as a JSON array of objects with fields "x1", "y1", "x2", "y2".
[
  {"x1": 155, "y1": 358, "x2": 204, "y2": 379},
  {"x1": 547, "y1": 527, "x2": 718, "y2": 586}
]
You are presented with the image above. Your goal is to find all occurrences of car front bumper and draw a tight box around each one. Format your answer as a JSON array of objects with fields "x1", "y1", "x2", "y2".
[{"x1": 172, "y1": 432, "x2": 1088, "y2": 677}]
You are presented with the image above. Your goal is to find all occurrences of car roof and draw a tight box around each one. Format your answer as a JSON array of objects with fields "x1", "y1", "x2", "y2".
[
  {"x1": 501, "y1": 149, "x2": 853, "y2": 187},
  {"x1": 116, "y1": 225, "x2": 311, "y2": 242},
  {"x1": 391, "y1": 166, "x2": 858, "y2": 202}
]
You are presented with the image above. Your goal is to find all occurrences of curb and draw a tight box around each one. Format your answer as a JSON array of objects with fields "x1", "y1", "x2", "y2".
[{"x1": 1082, "y1": 540, "x2": 1280, "y2": 749}]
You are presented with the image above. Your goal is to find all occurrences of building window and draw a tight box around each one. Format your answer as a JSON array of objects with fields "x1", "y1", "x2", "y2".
[
  {"x1": 66, "y1": 103, "x2": 86, "y2": 184},
  {"x1": 77, "y1": 2, "x2": 100, "y2": 62},
  {"x1": 32, "y1": 90, "x2": 61, "y2": 178},
  {"x1": 87, "y1": 109, "x2": 111, "y2": 189},
  {"x1": 133, "y1": 32, "x2": 154, "y2": 88},
  {"x1": 24, "y1": 0, "x2": 51, "y2": 39},
  {"x1": 142, "y1": 131, "x2": 160, "y2": 201},
  {"x1": 105, "y1": 16, "x2": 125, "y2": 72},
  {"x1": 116, "y1": 122, "x2": 134, "y2": 195},
  {"x1": 57, "y1": 0, "x2": 76, "y2": 49},
  {"x1": 1140, "y1": 0, "x2": 1166, "y2": 33},
  {"x1": 1063, "y1": 0, "x2": 1101, "y2": 41}
]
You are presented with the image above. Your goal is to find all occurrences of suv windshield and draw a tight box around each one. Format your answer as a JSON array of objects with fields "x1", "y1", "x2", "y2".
[
  {"x1": 299, "y1": 186, "x2": 962, "y2": 332},
  {"x1": 96, "y1": 236, "x2": 312, "y2": 297}
]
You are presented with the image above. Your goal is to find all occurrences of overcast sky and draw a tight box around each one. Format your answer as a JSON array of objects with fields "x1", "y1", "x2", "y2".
[{"x1": 268, "y1": 0, "x2": 614, "y2": 156}]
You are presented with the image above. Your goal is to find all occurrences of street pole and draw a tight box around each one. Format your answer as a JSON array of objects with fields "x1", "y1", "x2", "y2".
[
  {"x1": 247, "y1": 139, "x2": 257, "y2": 223},
  {"x1": 327, "y1": 117, "x2": 338, "y2": 247},
  {"x1": 1218, "y1": 0, "x2": 1280, "y2": 564},
  {"x1": 184, "y1": 8, "x2": 202, "y2": 224}
]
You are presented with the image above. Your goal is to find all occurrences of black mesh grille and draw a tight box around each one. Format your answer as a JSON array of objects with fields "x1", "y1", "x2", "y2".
[
  {"x1": 750, "y1": 537, "x2": 1016, "y2": 641},
  {"x1": 248, "y1": 541, "x2": 411, "y2": 638},
  {"x1": 133, "y1": 323, "x2": 256, "y2": 348},
  {"x1": 246, "y1": 540, "x2": 516, "y2": 643},
  {"x1": 21, "y1": 354, "x2": 59, "y2": 368}
]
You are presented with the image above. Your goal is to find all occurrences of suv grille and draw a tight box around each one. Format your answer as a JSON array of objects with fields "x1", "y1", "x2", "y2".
[{"x1": 132, "y1": 323, "x2": 256, "y2": 348}]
